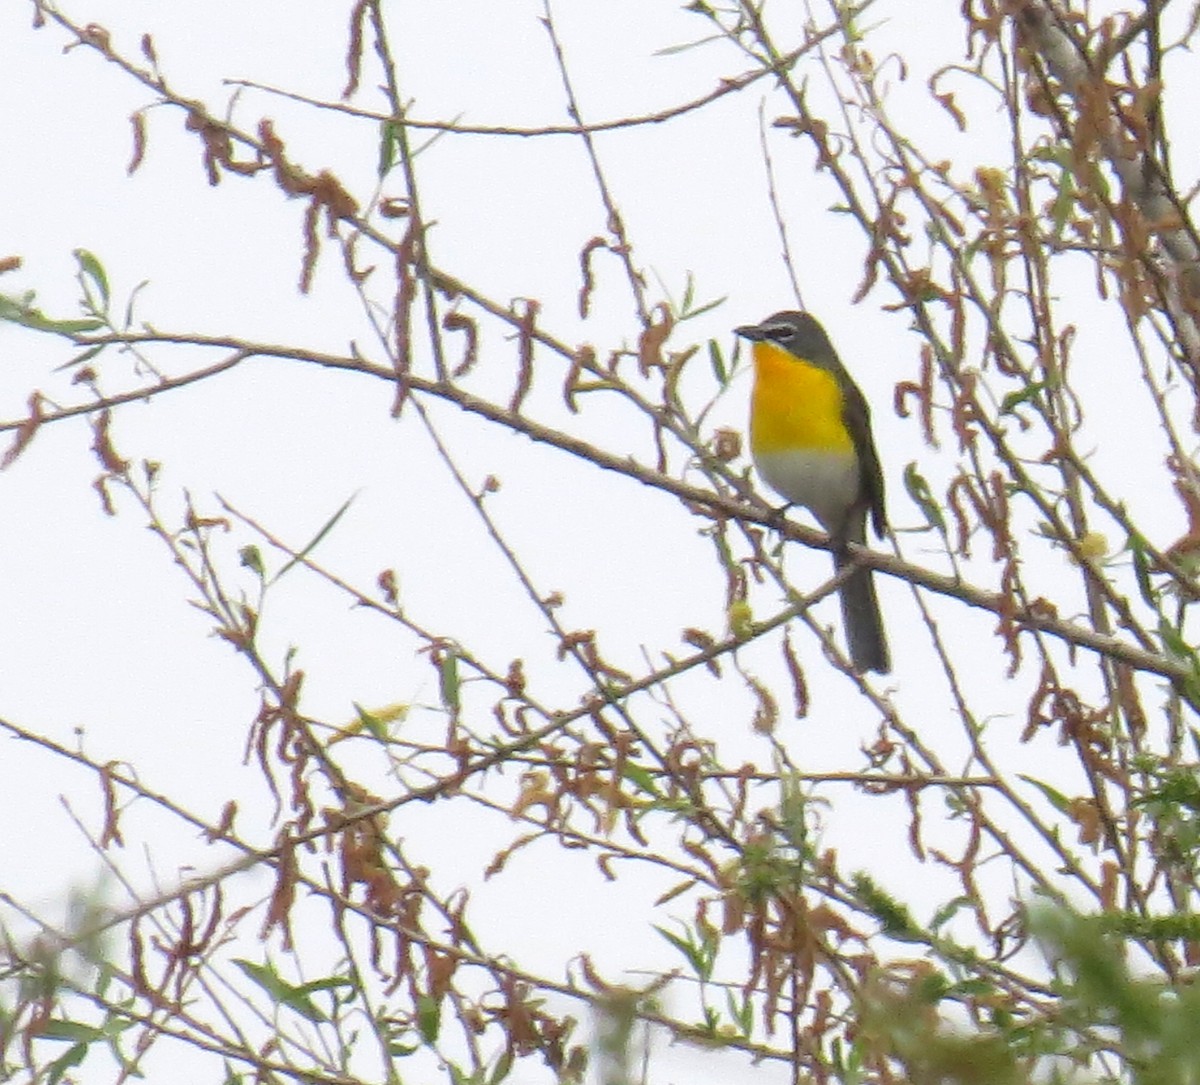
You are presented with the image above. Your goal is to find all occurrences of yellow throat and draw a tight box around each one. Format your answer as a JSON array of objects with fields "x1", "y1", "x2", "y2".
[{"x1": 749, "y1": 341, "x2": 854, "y2": 456}]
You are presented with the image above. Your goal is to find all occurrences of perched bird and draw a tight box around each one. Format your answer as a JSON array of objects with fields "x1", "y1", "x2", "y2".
[{"x1": 735, "y1": 311, "x2": 890, "y2": 674}]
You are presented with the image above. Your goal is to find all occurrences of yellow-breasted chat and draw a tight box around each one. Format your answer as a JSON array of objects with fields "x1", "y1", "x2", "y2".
[{"x1": 735, "y1": 311, "x2": 890, "y2": 675}]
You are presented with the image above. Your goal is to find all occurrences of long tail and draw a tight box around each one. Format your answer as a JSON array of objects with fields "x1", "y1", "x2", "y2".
[{"x1": 834, "y1": 550, "x2": 890, "y2": 675}]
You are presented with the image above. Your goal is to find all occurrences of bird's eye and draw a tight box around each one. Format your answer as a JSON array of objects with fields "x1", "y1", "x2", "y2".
[{"x1": 763, "y1": 324, "x2": 791, "y2": 341}]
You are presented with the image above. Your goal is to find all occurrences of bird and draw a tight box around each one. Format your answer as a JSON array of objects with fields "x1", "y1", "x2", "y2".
[{"x1": 735, "y1": 310, "x2": 890, "y2": 674}]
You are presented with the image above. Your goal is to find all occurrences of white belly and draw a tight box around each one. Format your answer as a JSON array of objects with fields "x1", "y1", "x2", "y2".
[{"x1": 754, "y1": 447, "x2": 860, "y2": 534}]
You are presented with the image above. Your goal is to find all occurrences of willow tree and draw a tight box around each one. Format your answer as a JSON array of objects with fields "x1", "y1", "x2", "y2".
[{"x1": 3, "y1": 2, "x2": 1200, "y2": 1084}]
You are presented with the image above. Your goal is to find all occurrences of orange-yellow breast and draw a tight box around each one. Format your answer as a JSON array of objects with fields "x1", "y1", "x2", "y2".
[{"x1": 749, "y1": 341, "x2": 853, "y2": 455}]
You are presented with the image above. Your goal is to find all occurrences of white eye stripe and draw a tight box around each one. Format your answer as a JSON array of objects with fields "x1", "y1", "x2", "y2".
[{"x1": 763, "y1": 324, "x2": 794, "y2": 340}]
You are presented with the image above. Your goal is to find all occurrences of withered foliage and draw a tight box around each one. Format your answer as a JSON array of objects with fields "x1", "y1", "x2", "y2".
[{"x1": 6, "y1": 4, "x2": 1200, "y2": 1085}]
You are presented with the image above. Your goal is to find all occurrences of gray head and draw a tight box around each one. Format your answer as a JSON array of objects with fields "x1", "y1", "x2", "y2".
[{"x1": 734, "y1": 311, "x2": 836, "y2": 361}]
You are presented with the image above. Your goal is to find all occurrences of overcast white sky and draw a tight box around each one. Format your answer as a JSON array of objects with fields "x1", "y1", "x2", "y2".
[{"x1": 2, "y1": 1, "x2": 1194, "y2": 1082}]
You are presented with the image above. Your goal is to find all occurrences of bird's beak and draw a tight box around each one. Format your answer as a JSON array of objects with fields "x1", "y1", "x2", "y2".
[{"x1": 734, "y1": 324, "x2": 767, "y2": 341}]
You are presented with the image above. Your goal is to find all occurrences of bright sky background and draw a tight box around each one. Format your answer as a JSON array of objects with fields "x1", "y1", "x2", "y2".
[{"x1": 2, "y1": 1, "x2": 1194, "y2": 1082}]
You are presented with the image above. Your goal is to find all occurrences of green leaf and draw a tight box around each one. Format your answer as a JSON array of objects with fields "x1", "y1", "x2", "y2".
[
  {"x1": 903, "y1": 462, "x2": 946, "y2": 533},
  {"x1": 654, "y1": 923, "x2": 714, "y2": 980},
  {"x1": 912, "y1": 967, "x2": 950, "y2": 1004},
  {"x1": 724, "y1": 987, "x2": 753, "y2": 1036},
  {"x1": 56, "y1": 343, "x2": 107, "y2": 370},
  {"x1": 295, "y1": 974, "x2": 356, "y2": 997},
  {"x1": 95, "y1": 962, "x2": 115, "y2": 1000},
  {"x1": 271, "y1": 493, "x2": 356, "y2": 583},
  {"x1": 1019, "y1": 774, "x2": 1071, "y2": 815},
  {"x1": 234, "y1": 958, "x2": 287, "y2": 997},
  {"x1": 654, "y1": 33, "x2": 723, "y2": 56},
  {"x1": 1047, "y1": 166, "x2": 1076, "y2": 242},
  {"x1": 620, "y1": 761, "x2": 662, "y2": 799},
  {"x1": 1027, "y1": 144, "x2": 1070, "y2": 166},
  {"x1": 47, "y1": 1042, "x2": 88, "y2": 1085},
  {"x1": 1158, "y1": 618, "x2": 1193, "y2": 661},
  {"x1": 1132, "y1": 767, "x2": 1200, "y2": 810},
  {"x1": 350, "y1": 703, "x2": 389, "y2": 740},
  {"x1": 279, "y1": 989, "x2": 329, "y2": 1024},
  {"x1": 680, "y1": 292, "x2": 726, "y2": 321},
  {"x1": 1127, "y1": 532, "x2": 1156, "y2": 607},
  {"x1": 680, "y1": 272, "x2": 695, "y2": 314},
  {"x1": 233, "y1": 959, "x2": 329, "y2": 1023},
  {"x1": 928, "y1": 895, "x2": 973, "y2": 932},
  {"x1": 123, "y1": 279, "x2": 150, "y2": 327},
  {"x1": 41, "y1": 1019, "x2": 106, "y2": 1043},
  {"x1": 707, "y1": 338, "x2": 727, "y2": 386},
  {"x1": 439, "y1": 651, "x2": 461, "y2": 714},
  {"x1": 489, "y1": 1048, "x2": 514, "y2": 1085},
  {"x1": 416, "y1": 993, "x2": 441, "y2": 1043},
  {"x1": 74, "y1": 248, "x2": 110, "y2": 310},
  {"x1": 0, "y1": 293, "x2": 104, "y2": 335},
  {"x1": 853, "y1": 873, "x2": 921, "y2": 941},
  {"x1": 448, "y1": 1061, "x2": 488, "y2": 1085},
  {"x1": 1181, "y1": 673, "x2": 1200, "y2": 717},
  {"x1": 378, "y1": 121, "x2": 398, "y2": 179},
  {"x1": 949, "y1": 977, "x2": 998, "y2": 999},
  {"x1": 239, "y1": 545, "x2": 265, "y2": 578},
  {"x1": 999, "y1": 380, "x2": 1047, "y2": 416}
]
